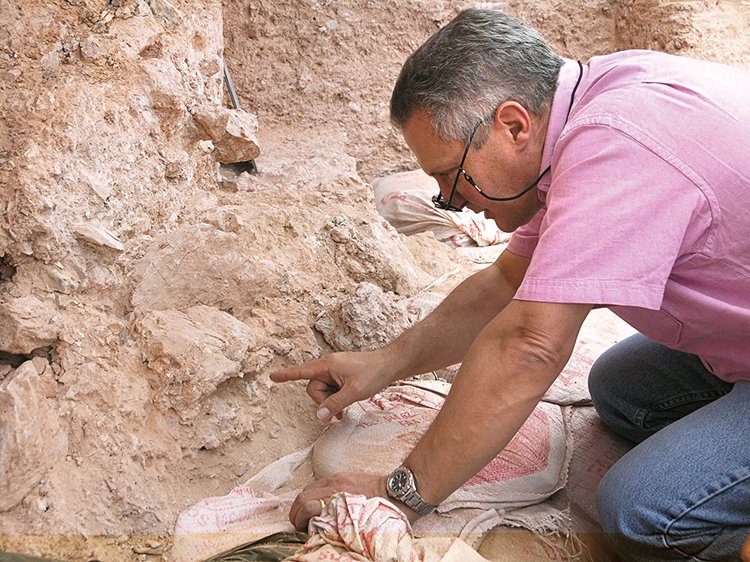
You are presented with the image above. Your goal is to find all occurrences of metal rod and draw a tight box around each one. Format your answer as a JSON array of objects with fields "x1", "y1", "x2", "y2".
[{"x1": 223, "y1": 58, "x2": 241, "y2": 110}]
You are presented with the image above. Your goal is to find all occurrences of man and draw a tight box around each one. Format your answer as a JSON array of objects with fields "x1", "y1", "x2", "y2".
[{"x1": 271, "y1": 8, "x2": 750, "y2": 561}]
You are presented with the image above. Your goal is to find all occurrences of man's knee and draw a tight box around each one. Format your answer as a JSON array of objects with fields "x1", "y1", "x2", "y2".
[
  {"x1": 588, "y1": 337, "x2": 645, "y2": 441},
  {"x1": 598, "y1": 463, "x2": 747, "y2": 561},
  {"x1": 597, "y1": 463, "x2": 668, "y2": 561}
]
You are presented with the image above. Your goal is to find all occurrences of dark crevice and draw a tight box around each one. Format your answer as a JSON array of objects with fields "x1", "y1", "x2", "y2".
[
  {"x1": 0, "y1": 351, "x2": 30, "y2": 368},
  {"x1": 0, "y1": 346, "x2": 52, "y2": 368},
  {"x1": 219, "y1": 161, "x2": 258, "y2": 179},
  {"x1": 0, "y1": 255, "x2": 16, "y2": 283}
]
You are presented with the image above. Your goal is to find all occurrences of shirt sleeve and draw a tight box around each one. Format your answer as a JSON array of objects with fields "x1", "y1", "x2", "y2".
[
  {"x1": 513, "y1": 124, "x2": 710, "y2": 310},
  {"x1": 507, "y1": 207, "x2": 545, "y2": 258}
]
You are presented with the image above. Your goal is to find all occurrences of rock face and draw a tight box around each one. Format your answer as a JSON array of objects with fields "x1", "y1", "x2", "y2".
[
  {"x1": 615, "y1": 0, "x2": 750, "y2": 65},
  {"x1": 0, "y1": 0, "x2": 454, "y2": 547},
  {"x1": 0, "y1": 1, "x2": 225, "y2": 265},
  {"x1": 223, "y1": 0, "x2": 750, "y2": 181},
  {"x1": 0, "y1": 360, "x2": 67, "y2": 511}
]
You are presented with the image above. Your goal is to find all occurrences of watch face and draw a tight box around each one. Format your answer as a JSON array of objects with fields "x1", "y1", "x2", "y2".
[{"x1": 388, "y1": 468, "x2": 408, "y2": 493}]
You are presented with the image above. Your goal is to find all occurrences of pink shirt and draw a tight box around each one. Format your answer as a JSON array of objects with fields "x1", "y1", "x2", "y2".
[{"x1": 508, "y1": 51, "x2": 750, "y2": 383}]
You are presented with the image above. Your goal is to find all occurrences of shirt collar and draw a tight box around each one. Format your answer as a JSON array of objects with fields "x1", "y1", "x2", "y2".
[{"x1": 536, "y1": 58, "x2": 586, "y2": 199}]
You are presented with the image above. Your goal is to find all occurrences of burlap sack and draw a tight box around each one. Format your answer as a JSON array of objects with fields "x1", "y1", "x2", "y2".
[
  {"x1": 312, "y1": 380, "x2": 572, "y2": 512},
  {"x1": 564, "y1": 406, "x2": 633, "y2": 524},
  {"x1": 372, "y1": 169, "x2": 510, "y2": 248}
]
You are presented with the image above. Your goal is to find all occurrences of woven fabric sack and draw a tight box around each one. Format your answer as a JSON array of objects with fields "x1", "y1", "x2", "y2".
[
  {"x1": 372, "y1": 169, "x2": 509, "y2": 248},
  {"x1": 312, "y1": 380, "x2": 571, "y2": 512}
]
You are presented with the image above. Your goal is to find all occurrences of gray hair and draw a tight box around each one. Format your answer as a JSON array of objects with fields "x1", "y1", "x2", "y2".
[{"x1": 390, "y1": 8, "x2": 563, "y2": 145}]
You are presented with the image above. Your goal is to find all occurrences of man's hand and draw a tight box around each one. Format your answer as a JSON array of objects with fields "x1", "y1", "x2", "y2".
[
  {"x1": 288, "y1": 472, "x2": 420, "y2": 530},
  {"x1": 741, "y1": 533, "x2": 750, "y2": 562},
  {"x1": 270, "y1": 350, "x2": 396, "y2": 420}
]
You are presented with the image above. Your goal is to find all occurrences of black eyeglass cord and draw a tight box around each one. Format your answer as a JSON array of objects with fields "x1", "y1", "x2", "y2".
[
  {"x1": 533, "y1": 60, "x2": 584, "y2": 183},
  {"x1": 481, "y1": 60, "x2": 584, "y2": 202},
  {"x1": 435, "y1": 60, "x2": 584, "y2": 210}
]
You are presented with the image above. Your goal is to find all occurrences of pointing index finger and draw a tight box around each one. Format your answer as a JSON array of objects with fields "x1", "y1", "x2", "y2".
[{"x1": 269, "y1": 359, "x2": 330, "y2": 384}]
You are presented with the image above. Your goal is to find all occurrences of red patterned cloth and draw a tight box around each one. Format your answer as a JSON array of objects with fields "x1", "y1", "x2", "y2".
[
  {"x1": 312, "y1": 381, "x2": 571, "y2": 512},
  {"x1": 287, "y1": 492, "x2": 488, "y2": 562}
]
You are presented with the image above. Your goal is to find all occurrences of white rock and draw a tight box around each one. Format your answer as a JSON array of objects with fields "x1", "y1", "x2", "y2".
[
  {"x1": 74, "y1": 224, "x2": 125, "y2": 252},
  {"x1": 0, "y1": 361, "x2": 67, "y2": 511}
]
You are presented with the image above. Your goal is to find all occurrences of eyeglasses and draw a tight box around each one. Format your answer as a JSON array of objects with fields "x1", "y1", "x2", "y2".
[
  {"x1": 432, "y1": 122, "x2": 480, "y2": 212},
  {"x1": 432, "y1": 117, "x2": 549, "y2": 212}
]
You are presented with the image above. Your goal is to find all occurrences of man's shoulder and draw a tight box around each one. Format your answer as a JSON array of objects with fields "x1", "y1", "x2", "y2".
[{"x1": 581, "y1": 50, "x2": 750, "y2": 115}]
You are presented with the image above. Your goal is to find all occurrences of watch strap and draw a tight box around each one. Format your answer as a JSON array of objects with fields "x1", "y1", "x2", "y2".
[{"x1": 400, "y1": 489, "x2": 436, "y2": 516}]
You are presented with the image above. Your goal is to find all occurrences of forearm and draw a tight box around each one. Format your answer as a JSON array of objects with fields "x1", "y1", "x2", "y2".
[
  {"x1": 403, "y1": 300, "x2": 591, "y2": 505},
  {"x1": 382, "y1": 250, "x2": 528, "y2": 381}
]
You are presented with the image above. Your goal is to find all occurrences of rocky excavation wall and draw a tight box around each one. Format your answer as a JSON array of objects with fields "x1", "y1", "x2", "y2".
[
  {"x1": 0, "y1": 2, "x2": 460, "y2": 558},
  {"x1": 1, "y1": 0, "x2": 748, "y2": 560},
  {"x1": 223, "y1": 0, "x2": 750, "y2": 181}
]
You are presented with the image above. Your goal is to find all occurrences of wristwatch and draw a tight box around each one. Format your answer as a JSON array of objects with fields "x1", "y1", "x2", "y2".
[{"x1": 385, "y1": 466, "x2": 437, "y2": 516}]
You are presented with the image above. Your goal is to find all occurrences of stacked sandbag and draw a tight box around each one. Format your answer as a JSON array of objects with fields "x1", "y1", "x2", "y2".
[
  {"x1": 312, "y1": 380, "x2": 572, "y2": 512},
  {"x1": 372, "y1": 170, "x2": 510, "y2": 248}
]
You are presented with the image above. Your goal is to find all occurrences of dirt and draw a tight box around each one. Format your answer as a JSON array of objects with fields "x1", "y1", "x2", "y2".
[{"x1": 0, "y1": 0, "x2": 748, "y2": 561}]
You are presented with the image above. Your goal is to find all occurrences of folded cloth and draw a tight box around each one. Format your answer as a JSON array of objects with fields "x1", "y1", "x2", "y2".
[{"x1": 286, "y1": 492, "x2": 490, "y2": 562}]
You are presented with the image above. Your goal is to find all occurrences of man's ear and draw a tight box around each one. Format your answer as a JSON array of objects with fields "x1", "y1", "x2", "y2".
[{"x1": 493, "y1": 101, "x2": 532, "y2": 146}]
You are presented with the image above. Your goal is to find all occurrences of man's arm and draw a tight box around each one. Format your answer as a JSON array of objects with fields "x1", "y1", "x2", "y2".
[
  {"x1": 383, "y1": 248, "x2": 531, "y2": 379},
  {"x1": 271, "y1": 249, "x2": 531, "y2": 419},
  {"x1": 286, "y1": 297, "x2": 593, "y2": 529},
  {"x1": 402, "y1": 298, "x2": 592, "y2": 506}
]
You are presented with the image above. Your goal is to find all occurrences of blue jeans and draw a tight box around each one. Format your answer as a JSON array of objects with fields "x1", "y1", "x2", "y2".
[{"x1": 588, "y1": 333, "x2": 750, "y2": 561}]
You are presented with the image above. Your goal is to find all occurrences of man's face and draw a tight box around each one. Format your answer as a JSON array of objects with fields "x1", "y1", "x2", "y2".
[{"x1": 401, "y1": 109, "x2": 544, "y2": 233}]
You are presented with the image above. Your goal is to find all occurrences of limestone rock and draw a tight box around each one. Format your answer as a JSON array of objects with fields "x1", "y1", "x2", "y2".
[
  {"x1": 131, "y1": 223, "x2": 282, "y2": 312},
  {"x1": 315, "y1": 282, "x2": 409, "y2": 352},
  {"x1": 324, "y1": 216, "x2": 428, "y2": 295},
  {"x1": 73, "y1": 223, "x2": 125, "y2": 252},
  {"x1": 135, "y1": 305, "x2": 257, "y2": 418},
  {"x1": 0, "y1": 295, "x2": 59, "y2": 355},
  {"x1": 148, "y1": 0, "x2": 182, "y2": 25},
  {"x1": 0, "y1": 359, "x2": 67, "y2": 511},
  {"x1": 192, "y1": 106, "x2": 260, "y2": 164}
]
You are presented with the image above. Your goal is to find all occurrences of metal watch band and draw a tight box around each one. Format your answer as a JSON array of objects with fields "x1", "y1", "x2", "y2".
[
  {"x1": 386, "y1": 466, "x2": 437, "y2": 516},
  {"x1": 401, "y1": 489, "x2": 436, "y2": 516}
]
